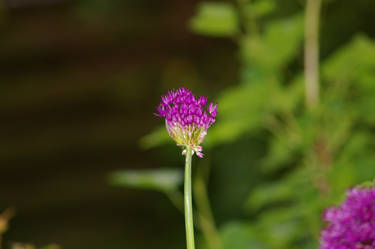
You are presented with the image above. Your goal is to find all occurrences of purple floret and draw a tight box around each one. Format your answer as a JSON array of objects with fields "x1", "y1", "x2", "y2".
[
  {"x1": 320, "y1": 187, "x2": 375, "y2": 249},
  {"x1": 154, "y1": 87, "x2": 217, "y2": 157},
  {"x1": 155, "y1": 87, "x2": 217, "y2": 129}
]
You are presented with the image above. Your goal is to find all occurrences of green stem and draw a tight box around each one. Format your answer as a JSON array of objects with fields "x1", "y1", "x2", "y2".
[
  {"x1": 184, "y1": 147, "x2": 195, "y2": 249},
  {"x1": 194, "y1": 176, "x2": 223, "y2": 249},
  {"x1": 304, "y1": 0, "x2": 322, "y2": 109}
]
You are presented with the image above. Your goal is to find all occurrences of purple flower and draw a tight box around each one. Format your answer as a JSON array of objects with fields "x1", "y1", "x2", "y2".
[
  {"x1": 320, "y1": 187, "x2": 375, "y2": 249},
  {"x1": 154, "y1": 87, "x2": 217, "y2": 157}
]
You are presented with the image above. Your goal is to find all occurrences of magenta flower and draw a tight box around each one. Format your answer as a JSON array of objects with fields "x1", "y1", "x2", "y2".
[
  {"x1": 154, "y1": 87, "x2": 217, "y2": 157},
  {"x1": 320, "y1": 187, "x2": 375, "y2": 249}
]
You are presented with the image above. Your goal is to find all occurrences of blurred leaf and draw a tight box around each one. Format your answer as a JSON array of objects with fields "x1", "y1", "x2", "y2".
[
  {"x1": 263, "y1": 15, "x2": 304, "y2": 68},
  {"x1": 189, "y1": 2, "x2": 239, "y2": 37},
  {"x1": 206, "y1": 82, "x2": 273, "y2": 146},
  {"x1": 269, "y1": 77, "x2": 304, "y2": 114},
  {"x1": 323, "y1": 35, "x2": 375, "y2": 85},
  {"x1": 246, "y1": 0, "x2": 276, "y2": 18},
  {"x1": 206, "y1": 75, "x2": 303, "y2": 147},
  {"x1": 245, "y1": 181, "x2": 294, "y2": 212},
  {"x1": 109, "y1": 168, "x2": 183, "y2": 192},
  {"x1": 139, "y1": 126, "x2": 170, "y2": 149},
  {"x1": 241, "y1": 15, "x2": 304, "y2": 73},
  {"x1": 260, "y1": 129, "x2": 301, "y2": 173},
  {"x1": 253, "y1": 206, "x2": 304, "y2": 249},
  {"x1": 331, "y1": 132, "x2": 375, "y2": 190},
  {"x1": 220, "y1": 222, "x2": 264, "y2": 249},
  {"x1": 322, "y1": 35, "x2": 375, "y2": 124}
]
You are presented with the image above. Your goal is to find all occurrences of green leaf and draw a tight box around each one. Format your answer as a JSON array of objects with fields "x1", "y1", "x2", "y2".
[
  {"x1": 321, "y1": 35, "x2": 375, "y2": 124},
  {"x1": 205, "y1": 82, "x2": 273, "y2": 146},
  {"x1": 253, "y1": 206, "x2": 304, "y2": 249},
  {"x1": 323, "y1": 35, "x2": 375, "y2": 85},
  {"x1": 245, "y1": 181, "x2": 294, "y2": 212},
  {"x1": 241, "y1": 15, "x2": 304, "y2": 71},
  {"x1": 139, "y1": 126, "x2": 170, "y2": 150},
  {"x1": 264, "y1": 15, "x2": 304, "y2": 68},
  {"x1": 109, "y1": 168, "x2": 183, "y2": 192},
  {"x1": 246, "y1": 0, "x2": 276, "y2": 18},
  {"x1": 189, "y1": 2, "x2": 239, "y2": 37},
  {"x1": 220, "y1": 222, "x2": 264, "y2": 249}
]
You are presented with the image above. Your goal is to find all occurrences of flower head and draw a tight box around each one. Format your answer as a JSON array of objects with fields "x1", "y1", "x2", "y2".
[
  {"x1": 320, "y1": 187, "x2": 375, "y2": 249},
  {"x1": 154, "y1": 87, "x2": 217, "y2": 157}
]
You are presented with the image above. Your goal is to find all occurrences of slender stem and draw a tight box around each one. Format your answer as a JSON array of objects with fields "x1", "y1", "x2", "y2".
[
  {"x1": 184, "y1": 147, "x2": 195, "y2": 249},
  {"x1": 194, "y1": 176, "x2": 222, "y2": 249},
  {"x1": 304, "y1": 0, "x2": 322, "y2": 109}
]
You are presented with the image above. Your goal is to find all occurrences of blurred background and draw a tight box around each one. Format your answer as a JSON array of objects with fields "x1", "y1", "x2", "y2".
[{"x1": 1, "y1": 0, "x2": 375, "y2": 249}]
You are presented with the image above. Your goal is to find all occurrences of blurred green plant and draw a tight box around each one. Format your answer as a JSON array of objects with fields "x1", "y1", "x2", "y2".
[
  {"x1": 110, "y1": 168, "x2": 183, "y2": 192},
  {"x1": 111, "y1": 0, "x2": 375, "y2": 249},
  {"x1": 189, "y1": 2, "x2": 239, "y2": 37},
  {"x1": 110, "y1": 169, "x2": 185, "y2": 211}
]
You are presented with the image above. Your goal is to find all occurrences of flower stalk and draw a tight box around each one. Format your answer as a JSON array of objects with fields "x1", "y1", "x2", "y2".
[
  {"x1": 154, "y1": 87, "x2": 217, "y2": 249},
  {"x1": 304, "y1": 0, "x2": 322, "y2": 109},
  {"x1": 184, "y1": 146, "x2": 195, "y2": 249}
]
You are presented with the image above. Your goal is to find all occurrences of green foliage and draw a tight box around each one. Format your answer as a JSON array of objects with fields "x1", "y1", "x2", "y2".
[
  {"x1": 206, "y1": 14, "x2": 304, "y2": 147},
  {"x1": 189, "y1": 2, "x2": 239, "y2": 37},
  {"x1": 241, "y1": 15, "x2": 304, "y2": 74},
  {"x1": 220, "y1": 222, "x2": 261, "y2": 249},
  {"x1": 206, "y1": 82, "x2": 272, "y2": 146},
  {"x1": 190, "y1": 2, "x2": 375, "y2": 249},
  {"x1": 109, "y1": 168, "x2": 183, "y2": 192},
  {"x1": 322, "y1": 35, "x2": 375, "y2": 124},
  {"x1": 234, "y1": 34, "x2": 375, "y2": 249},
  {"x1": 244, "y1": 0, "x2": 276, "y2": 19},
  {"x1": 132, "y1": 1, "x2": 375, "y2": 249},
  {"x1": 139, "y1": 126, "x2": 170, "y2": 150},
  {"x1": 245, "y1": 180, "x2": 294, "y2": 212}
]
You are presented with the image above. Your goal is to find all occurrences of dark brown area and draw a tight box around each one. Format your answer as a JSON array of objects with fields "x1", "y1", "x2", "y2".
[{"x1": 0, "y1": 1, "x2": 237, "y2": 248}]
